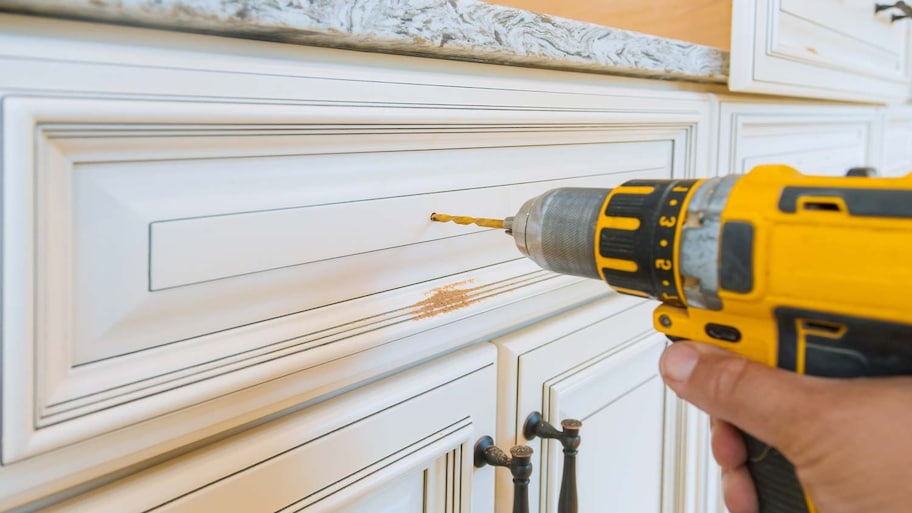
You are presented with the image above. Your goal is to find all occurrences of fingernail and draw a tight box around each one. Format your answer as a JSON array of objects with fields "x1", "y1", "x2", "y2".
[{"x1": 661, "y1": 343, "x2": 699, "y2": 382}]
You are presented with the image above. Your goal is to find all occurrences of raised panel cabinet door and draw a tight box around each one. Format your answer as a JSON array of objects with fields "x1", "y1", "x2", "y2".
[
  {"x1": 880, "y1": 105, "x2": 912, "y2": 176},
  {"x1": 730, "y1": 0, "x2": 912, "y2": 102},
  {"x1": 491, "y1": 297, "x2": 711, "y2": 513},
  {"x1": 715, "y1": 100, "x2": 879, "y2": 176},
  {"x1": 44, "y1": 344, "x2": 497, "y2": 513},
  {"x1": 544, "y1": 334, "x2": 667, "y2": 513}
]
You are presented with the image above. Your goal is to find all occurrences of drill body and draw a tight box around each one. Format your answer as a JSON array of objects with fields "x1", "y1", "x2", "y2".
[{"x1": 501, "y1": 165, "x2": 912, "y2": 513}]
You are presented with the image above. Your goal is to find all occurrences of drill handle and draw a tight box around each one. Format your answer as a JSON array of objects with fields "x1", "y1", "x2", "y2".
[{"x1": 742, "y1": 434, "x2": 810, "y2": 513}]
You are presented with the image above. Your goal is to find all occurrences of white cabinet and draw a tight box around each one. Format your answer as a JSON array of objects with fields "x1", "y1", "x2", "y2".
[
  {"x1": 491, "y1": 296, "x2": 710, "y2": 513},
  {"x1": 45, "y1": 345, "x2": 497, "y2": 513},
  {"x1": 715, "y1": 99, "x2": 878, "y2": 176},
  {"x1": 731, "y1": 0, "x2": 912, "y2": 102},
  {"x1": 2, "y1": 8, "x2": 895, "y2": 513},
  {"x1": 0, "y1": 13, "x2": 712, "y2": 511}
]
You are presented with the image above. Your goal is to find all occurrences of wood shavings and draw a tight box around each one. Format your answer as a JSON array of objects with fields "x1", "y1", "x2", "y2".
[{"x1": 411, "y1": 280, "x2": 484, "y2": 320}]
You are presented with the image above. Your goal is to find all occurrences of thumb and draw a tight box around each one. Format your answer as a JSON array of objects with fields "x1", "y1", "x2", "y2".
[{"x1": 660, "y1": 341, "x2": 825, "y2": 454}]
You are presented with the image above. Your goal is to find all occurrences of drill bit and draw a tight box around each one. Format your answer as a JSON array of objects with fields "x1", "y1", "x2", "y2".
[{"x1": 430, "y1": 212, "x2": 506, "y2": 229}]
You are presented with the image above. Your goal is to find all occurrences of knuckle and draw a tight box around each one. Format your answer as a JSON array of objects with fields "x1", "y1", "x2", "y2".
[{"x1": 708, "y1": 356, "x2": 752, "y2": 408}]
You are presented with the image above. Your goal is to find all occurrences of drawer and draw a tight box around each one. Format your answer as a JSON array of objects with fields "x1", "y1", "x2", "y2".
[
  {"x1": 715, "y1": 100, "x2": 878, "y2": 176},
  {"x1": 43, "y1": 344, "x2": 496, "y2": 512},
  {"x1": 490, "y1": 296, "x2": 702, "y2": 512},
  {"x1": 0, "y1": 87, "x2": 707, "y2": 509},
  {"x1": 731, "y1": 0, "x2": 912, "y2": 102}
]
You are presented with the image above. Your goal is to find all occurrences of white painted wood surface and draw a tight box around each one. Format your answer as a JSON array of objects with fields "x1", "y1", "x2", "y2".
[
  {"x1": 0, "y1": 13, "x2": 713, "y2": 511},
  {"x1": 43, "y1": 344, "x2": 496, "y2": 513},
  {"x1": 544, "y1": 334, "x2": 667, "y2": 513},
  {"x1": 3, "y1": 102, "x2": 686, "y2": 459},
  {"x1": 491, "y1": 296, "x2": 713, "y2": 513},
  {"x1": 714, "y1": 99, "x2": 878, "y2": 176},
  {"x1": 730, "y1": 0, "x2": 912, "y2": 102},
  {"x1": 0, "y1": 10, "x2": 895, "y2": 513},
  {"x1": 880, "y1": 105, "x2": 912, "y2": 176}
]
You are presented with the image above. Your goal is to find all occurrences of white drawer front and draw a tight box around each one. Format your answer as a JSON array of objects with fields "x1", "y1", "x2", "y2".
[
  {"x1": 731, "y1": 0, "x2": 912, "y2": 102},
  {"x1": 716, "y1": 101, "x2": 877, "y2": 176},
  {"x1": 3, "y1": 95, "x2": 686, "y2": 463},
  {"x1": 44, "y1": 344, "x2": 496, "y2": 513}
]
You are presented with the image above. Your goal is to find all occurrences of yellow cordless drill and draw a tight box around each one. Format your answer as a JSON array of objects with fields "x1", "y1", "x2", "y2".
[{"x1": 433, "y1": 164, "x2": 912, "y2": 513}]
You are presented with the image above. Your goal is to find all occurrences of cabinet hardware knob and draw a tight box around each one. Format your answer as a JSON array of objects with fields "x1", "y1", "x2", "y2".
[
  {"x1": 474, "y1": 436, "x2": 534, "y2": 513},
  {"x1": 875, "y1": 1, "x2": 912, "y2": 21},
  {"x1": 523, "y1": 412, "x2": 582, "y2": 513}
]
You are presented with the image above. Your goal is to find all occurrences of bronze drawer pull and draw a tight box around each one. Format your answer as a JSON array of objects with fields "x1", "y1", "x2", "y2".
[
  {"x1": 474, "y1": 436, "x2": 534, "y2": 513},
  {"x1": 876, "y1": 1, "x2": 912, "y2": 21},
  {"x1": 524, "y1": 412, "x2": 582, "y2": 513}
]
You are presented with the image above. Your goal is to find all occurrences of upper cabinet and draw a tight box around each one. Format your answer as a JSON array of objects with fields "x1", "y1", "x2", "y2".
[{"x1": 731, "y1": 0, "x2": 912, "y2": 102}]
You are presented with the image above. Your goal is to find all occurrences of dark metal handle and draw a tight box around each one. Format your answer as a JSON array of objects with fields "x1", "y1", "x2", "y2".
[
  {"x1": 474, "y1": 436, "x2": 533, "y2": 513},
  {"x1": 875, "y1": 1, "x2": 912, "y2": 21},
  {"x1": 523, "y1": 412, "x2": 582, "y2": 513}
]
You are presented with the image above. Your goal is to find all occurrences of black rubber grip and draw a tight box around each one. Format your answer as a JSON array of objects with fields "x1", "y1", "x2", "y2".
[{"x1": 744, "y1": 434, "x2": 809, "y2": 513}]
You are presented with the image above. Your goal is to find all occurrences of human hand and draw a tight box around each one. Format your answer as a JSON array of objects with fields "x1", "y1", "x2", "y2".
[{"x1": 659, "y1": 341, "x2": 912, "y2": 513}]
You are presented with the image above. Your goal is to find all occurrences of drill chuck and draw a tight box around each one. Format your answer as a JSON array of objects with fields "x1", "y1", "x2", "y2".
[
  {"x1": 505, "y1": 188, "x2": 609, "y2": 281},
  {"x1": 507, "y1": 179, "x2": 705, "y2": 308}
]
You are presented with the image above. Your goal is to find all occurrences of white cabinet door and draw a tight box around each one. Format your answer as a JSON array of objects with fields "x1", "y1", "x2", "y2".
[
  {"x1": 880, "y1": 105, "x2": 912, "y2": 176},
  {"x1": 45, "y1": 344, "x2": 497, "y2": 513},
  {"x1": 715, "y1": 100, "x2": 878, "y2": 176},
  {"x1": 731, "y1": 0, "x2": 912, "y2": 102},
  {"x1": 546, "y1": 334, "x2": 667, "y2": 513},
  {"x1": 491, "y1": 297, "x2": 709, "y2": 513}
]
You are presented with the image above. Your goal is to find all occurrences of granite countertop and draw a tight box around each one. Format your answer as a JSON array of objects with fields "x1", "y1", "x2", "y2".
[{"x1": 0, "y1": 0, "x2": 729, "y2": 83}]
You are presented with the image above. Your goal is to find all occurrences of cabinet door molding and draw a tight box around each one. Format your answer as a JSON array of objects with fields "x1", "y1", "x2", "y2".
[
  {"x1": 715, "y1": 99, "x2": 878, "y2": 176},
  {"x1": 730, "y1": 0, "x2": 912, "y2": 102},
  {"x1": 880, "y1": 105, "x2": 912, "y2": 176},
  {"x1": 45, "y1": 345, "x2": 497, "y2": 513}
]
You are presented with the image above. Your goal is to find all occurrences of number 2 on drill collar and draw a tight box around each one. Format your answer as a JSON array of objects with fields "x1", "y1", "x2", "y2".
[{"x1": 655, "y1": 259, "x2": 672, "y2": 270}]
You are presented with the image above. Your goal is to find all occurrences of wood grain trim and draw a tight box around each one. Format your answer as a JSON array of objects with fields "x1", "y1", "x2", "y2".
[{"x1": 486, "y1": 0, "x2": 732, "y2": 50}]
